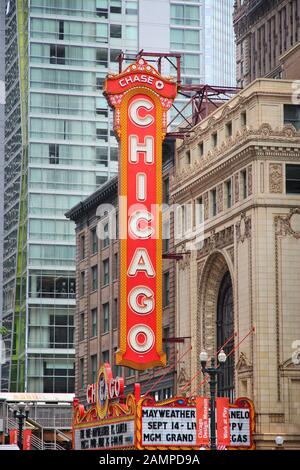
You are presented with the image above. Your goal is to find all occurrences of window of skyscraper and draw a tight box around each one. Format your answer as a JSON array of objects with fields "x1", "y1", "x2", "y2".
[
  {"x1": 96, "y1": 147, "x2": 108, "y2": 166},
  {"x1": 110, "y1": 147, "x2": 118, "y2": 161},
  {"x1": 110, "y1": 49, "x2": 122, "y2": 63},
  {"x1": 110, "y1": 24, "x2": 122, "y2": 38},
  {"x1": 170, "y1": 28, "x2": 200, "y2": 51},
  {"x1": 49, "y1": 314, "x2": 72, "y2": 349},
  {"x1": 125, "y1": 1, "x2": 138, "y2": 15},
  {"x1": 96, "y1": 0, "x2": 109, "y2": 18},
  {"x1": 96, "y1": 97, "x2": 108, "y2": 117},
  {"x1": 96, "y1": 76, "x2": 105, "y2": 90},
  {"x1": 171, "y1": 4, "x2": 199, "y2": 26},
  {"x1": 96, "y1": 48, "x2": 108, "y2": 67},
  {"x1": 96, "y1": 23, "x2": 108, "y2": 42},
  {"x1": 96, "y1": 126, "x2": 108, "y2": 142},
  {"x1": 96, "y1": 175, "x2": 108, "y2": 186},
  {"x1": 181, "y1": 53, "x2": 199, "y2": 75},
  {"x1": 125, "y1": 25, "x2": 137, "y2": 41},
  {"x1": 50, "y1": 44, "x2": 65, "y2": 65},
  {"x1": 59, "y1": 20, "x2": 64, "y2": 40},
  {"x1": 110, "y1": 0, "x2": 122, "y2": 14},
  {"x1": 49, "y1": 144, "x2": 59, "y2": 164}
]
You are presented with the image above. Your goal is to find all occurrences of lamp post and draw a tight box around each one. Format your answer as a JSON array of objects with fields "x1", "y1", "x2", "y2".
[
  {"x1": 12, "y1": 404, "x2": 30, "y2": 450},
  {"x1": 200, "y1": 349, "x2": 227, "y2": 450}
]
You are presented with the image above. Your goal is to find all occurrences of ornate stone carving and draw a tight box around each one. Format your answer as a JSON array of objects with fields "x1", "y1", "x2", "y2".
[
  {"x1": 269, "y1": 163, "x2": 283, "y2": 193},
  {"x1": 236, "y1": 352, "x2": 252, "y2": 374},
  {"x1": 177, "y1": 363, "x2": 188, "y2": 390},
  {"x1": 178, "y1": 250, "x2": 191, "y2": 271},
  {"x1": 275, "y1": 208, "x2": 300, "y2": 239},
  {"x1": 172, "y1": 123, "x2": 300, "y2": 192},
  {"x1": 197, "y1": 260, "x2": 205, "y2": 285},
  {"x1": 234, "y1": 173, "x2": 240, "y2": 204},
  {"x1": 226, "y1": 246, "x2": 234, "y2": 264},
  {"x1": 259, "y1": 123, "x2": 272, "y2": 137},
  {"x1": 280, "y1": 356, "x2": 300, "y2": 372},
  {"x1": 282, "y1": 123, "x2": 297, "y2": 137},
  {"x1": 203, "y1": 192, "x2": 209, "y2": 220},
  {"x1": 217, "y1": 183, "x2": 223, "y2": 213},
  {"x1": 248, "y1": 164, "x2": 253, "y2": 196},
  {"x1": 198, "y1": 226, "x2": 234, "y2": 259},
  {"x1": 236, "y1": 212, "x2": 252, "y2": 243}
]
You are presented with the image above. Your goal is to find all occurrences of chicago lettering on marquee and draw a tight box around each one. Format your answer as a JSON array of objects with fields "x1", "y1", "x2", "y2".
[{"x1": 104, "y1": 58, "x2": 177, "y2": 369}]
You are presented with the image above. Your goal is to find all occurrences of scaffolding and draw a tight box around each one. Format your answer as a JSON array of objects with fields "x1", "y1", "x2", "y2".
[{"x1": 117, "y1": 50, "x2": 240, "y2": 139}]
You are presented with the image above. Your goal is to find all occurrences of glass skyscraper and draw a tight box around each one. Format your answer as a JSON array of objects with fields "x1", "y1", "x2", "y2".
[
  {"x1": 2, "y1": 0, "x2": 138, "y2": 393},
  {"x1": 1, "y1": 0, "x2": 235, "y2": 392},
  {"x1": 169, "y1": 0, "x2": 236, "y2": 126}
]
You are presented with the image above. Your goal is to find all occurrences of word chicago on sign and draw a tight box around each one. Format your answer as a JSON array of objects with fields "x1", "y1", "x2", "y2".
[{"x1": 105, "y1": 58, "x2": 177, "y2": 370}]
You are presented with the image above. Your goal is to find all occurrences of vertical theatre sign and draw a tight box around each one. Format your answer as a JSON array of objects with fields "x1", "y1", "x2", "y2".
[{"x1": 104, "y1": 59, "x2": 177, "y2": 369}]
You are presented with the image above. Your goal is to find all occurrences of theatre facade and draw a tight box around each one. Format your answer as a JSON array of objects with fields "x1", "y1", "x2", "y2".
[{"x1": 171, "y1": 78, "x2": 300, "y2": 449}]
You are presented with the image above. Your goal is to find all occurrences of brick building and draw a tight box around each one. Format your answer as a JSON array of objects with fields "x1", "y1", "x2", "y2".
[
  {"x1": 66, "y1": 142, "x2": 177, "y2": 402},
  {"x1": 234, "y1": 0, "x2": 300, "y2": 87}
]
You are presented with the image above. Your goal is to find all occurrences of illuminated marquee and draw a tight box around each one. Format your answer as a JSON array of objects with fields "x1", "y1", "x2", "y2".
[
  {"x1": 72, "y1": 365, "x2": 255, "y2": 451},
  {"x1": 104, "y1": 59, "x2": 177, "y2": 369},
  {"x1": 73, "y1": 363, "x2": 137, "y2": 451}
]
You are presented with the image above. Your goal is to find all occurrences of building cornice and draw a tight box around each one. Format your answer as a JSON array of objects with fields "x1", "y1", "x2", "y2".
[
  {"x1": 172, "y1": 124, "x2": 300, "y2": 199},
  {"x1": 65, "y1": 176, "x2": 118, "y2": 221}
]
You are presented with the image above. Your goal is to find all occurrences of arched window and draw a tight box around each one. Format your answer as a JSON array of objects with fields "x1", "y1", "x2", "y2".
[{"x1": 217, "y1": 271, "x2": 235, "y2": 401}]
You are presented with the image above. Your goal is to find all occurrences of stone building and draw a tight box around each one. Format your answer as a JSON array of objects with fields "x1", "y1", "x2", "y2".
[
  {"x1": 234, "y1": 0, "x2": 300, "y2": 87},
  {"x1": 171, "y1": 78, "x2": 300, "y2": 449},
  {"x1": 65, "y1": 144, "x2": 176, "y2": 402}
]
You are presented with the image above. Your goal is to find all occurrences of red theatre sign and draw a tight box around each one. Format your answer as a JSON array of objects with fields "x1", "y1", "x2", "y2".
[{"x1": 104, "y1": 58, "x2": 177, "y2": 369}]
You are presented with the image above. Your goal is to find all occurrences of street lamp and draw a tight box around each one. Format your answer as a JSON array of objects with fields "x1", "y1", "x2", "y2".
[
  {"x1": 200, "y1": 349, "x2": 227, "y2": 450},
  {"x1": 12, "y1": 403, "x2": 30, "y2": 450}
]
